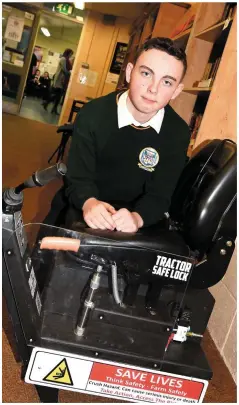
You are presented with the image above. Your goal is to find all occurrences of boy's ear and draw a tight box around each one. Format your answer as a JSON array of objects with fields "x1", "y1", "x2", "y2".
[
  {"x1": 171, "y1": 83, "x2": 184, "y2": 100},
  {"x1": 126, "y1": 62, "x2": 134, "y2": 84}
]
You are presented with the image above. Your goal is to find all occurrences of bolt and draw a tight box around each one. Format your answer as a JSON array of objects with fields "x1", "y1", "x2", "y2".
[
  {"x1": 153, "y1": 364, "x2": 158, "y2": 368},
  {"x1": 95, "y1": 352, "x2": 99, "y2": 356},
  {"x1": 220, "y1": 249, "x2": 226, "y2": 255},
  {"x1": 167, "y1": 328, "x2": 170, "y2": 331},
  {"x1": 99, "y1": 315, "x2": 104, "y2": 320},
  {"x1": 7, "y1": 250, "x2": 12, "y2": 256},
  {"x1": 29, "y1": 339, "x2": 33, "y2": 343},
  {"x1": 226, "y1": 241, "x2": 232, "y2": 247}
]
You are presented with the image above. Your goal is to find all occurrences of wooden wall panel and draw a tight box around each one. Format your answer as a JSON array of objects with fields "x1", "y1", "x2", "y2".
[
  {"x1": 171, "y1": 3, "x2": 229, "y2": 124},
  {"x1": 170, "y1": 92, "x2": 197, "y2": 125},
  {"x1": 59, "y1": 11, "x2": 97, "y2": 124},
  {"x1": 100, "y1": 18, "x2": 131, "y2": 97},
  {"x1": 171, "y1": 36, "x2": 213, "y2": 124},
  {"x1": 59, "y1": 11, "x2": 131, "y2": 124},
  {"x1": 194, "y1": 14, "x2": 237, "y2": 148},
  {"x1": 152, "y1": 3, "x2": 187, "y2": 38},
  {"x1": 195, "y1": 3, "x2": 225, "y2": 34}
]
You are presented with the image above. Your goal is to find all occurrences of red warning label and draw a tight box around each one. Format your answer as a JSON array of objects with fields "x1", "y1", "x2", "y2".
[
  {"x1": 88, "y1": 364, "x2": 206, "y2": 402},
  {"x1": 26, "y1": 347, "x2": 208, "y2": 403}
]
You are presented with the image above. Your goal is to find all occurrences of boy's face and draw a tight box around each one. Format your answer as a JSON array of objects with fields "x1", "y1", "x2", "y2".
[{"x1": 126, "y1": 49, "x2": 184, "y2": 116}]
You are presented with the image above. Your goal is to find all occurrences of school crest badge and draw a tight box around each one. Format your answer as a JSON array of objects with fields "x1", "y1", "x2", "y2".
[{"x1": 138, "y1": 147, "x2": 159, "y2": 172}]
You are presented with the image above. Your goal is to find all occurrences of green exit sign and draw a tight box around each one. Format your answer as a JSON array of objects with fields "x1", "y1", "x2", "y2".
[{"x1": 55, "y1": 3, "x2": 73, "y2": 15}]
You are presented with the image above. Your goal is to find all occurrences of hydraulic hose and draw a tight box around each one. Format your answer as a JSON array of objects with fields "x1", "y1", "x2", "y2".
[{"x1": 111, "y1": 262, "x2": 125, "y2": 307}]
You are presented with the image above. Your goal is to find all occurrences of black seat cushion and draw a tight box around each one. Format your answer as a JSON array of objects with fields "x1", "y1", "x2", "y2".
[{"x1": 67, "y1": 206, "x2": 190, "y2": 257}]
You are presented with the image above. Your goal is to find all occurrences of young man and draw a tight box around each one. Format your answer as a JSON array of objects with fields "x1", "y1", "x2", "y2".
[{"x1": 65, "y1": 37, "x2": 190, "y2": 233}]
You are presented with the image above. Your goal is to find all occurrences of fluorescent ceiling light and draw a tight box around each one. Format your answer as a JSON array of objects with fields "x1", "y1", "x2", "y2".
[
  {"x1": 41, "y1": 27, "x2": 51, "y2": 37},
  {"x1": 74, "y1": 1, "x2": 84, "y2": 10}
]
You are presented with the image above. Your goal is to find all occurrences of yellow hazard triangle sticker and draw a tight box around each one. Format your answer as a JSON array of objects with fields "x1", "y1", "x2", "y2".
[{"x1": 43, "y1": 358, "x2": 73, "y2": 386}]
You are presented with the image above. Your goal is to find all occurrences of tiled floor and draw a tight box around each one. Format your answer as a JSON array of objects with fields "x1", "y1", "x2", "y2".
[{"x1": 19, "y1": 95, "x2": 62, "y2": 126}]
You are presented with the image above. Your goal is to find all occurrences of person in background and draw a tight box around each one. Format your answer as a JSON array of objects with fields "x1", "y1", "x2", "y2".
[
  {"x1": 33, "y1": 69, "x2": 41, "y2": 85},
  {"x1": 61, "y1": 55, "x2": 74, "y2": 106},
  {"x1": 43, "y1": 48, "x2": 73, "y2": 114},
  {"x1": 40, "y1": 71, "x2": 51, "y2": 101},
  {"x1": 26, "y1": 69, "x2": 41, "y2": 97},
  {"x1": 32, "y1": 69, "x2": 41, "y2": 97}
]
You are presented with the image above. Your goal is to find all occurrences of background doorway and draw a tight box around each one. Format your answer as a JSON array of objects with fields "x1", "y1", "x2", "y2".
[{"x1": 19, "y1": 12, "x2": 83, "y2": 125}]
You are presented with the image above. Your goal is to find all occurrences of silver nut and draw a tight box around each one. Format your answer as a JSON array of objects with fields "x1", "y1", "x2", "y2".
[
  {"x1": 226, "y1": 241, "x2": 232, "y2": 247},
  {"x1": 75, "y1": 326, "x2": 84, "y2": 336},
  {"x1": 84, "y1": 300, "x2": 94, "y2": 309},
  {"x1": 220, "y1": 249, "x2": 226, "y2": 255}
]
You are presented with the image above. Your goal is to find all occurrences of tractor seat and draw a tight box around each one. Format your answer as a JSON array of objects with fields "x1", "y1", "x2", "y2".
[
  {"x1": 70, "y1": 216, "x2": 190, "y2": 257},
  {"x1": 170, "y1": 139, "x2": 236, "y2": 254},
  {"x1": 68, "y1": 139, "x2": 236, "y2": 261}
]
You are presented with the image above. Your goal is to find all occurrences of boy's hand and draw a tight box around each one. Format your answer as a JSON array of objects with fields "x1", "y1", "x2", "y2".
[
  {"x1": 83, "y1": 198, "x2": 116, "y2": 230},
  {"x1": 112, "y1": 208, "x2": 143, "y2": 233}
]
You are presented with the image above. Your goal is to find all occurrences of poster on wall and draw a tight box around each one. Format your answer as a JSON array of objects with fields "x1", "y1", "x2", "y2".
[
  {"x1": 48, "y1": 54, "x2": 60, "y2": 66},
  {"x1": 25, "y1": 11, "x2": 35, "y2": 21},
  {"x1": 47, "y1": 65, "x2": 58, "y2": 77},
  {"x1": 4, "y1": 15, "x2": 25, "y2": 42},
  {"x1": 105, "y1": 72, "x2": 119, "y2": 85},
  {"x1": 78, "y1": 68, "x2": 98, "y2": 87},
  {"x1": 110, "y1": 42, "x2": 128, "y2": 74}
]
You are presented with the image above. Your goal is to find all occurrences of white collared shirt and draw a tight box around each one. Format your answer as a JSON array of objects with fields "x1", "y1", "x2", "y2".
[{"x1": 117, "y1": 90, "x2": 165, "y2": 134}]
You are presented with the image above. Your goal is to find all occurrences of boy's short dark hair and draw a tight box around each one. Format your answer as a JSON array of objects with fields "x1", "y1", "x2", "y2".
[{"x1": 134, "y1": 37, "x2": 187, "y2": 80}]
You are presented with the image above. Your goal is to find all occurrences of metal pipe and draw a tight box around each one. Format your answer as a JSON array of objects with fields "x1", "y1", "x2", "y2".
[{"x1": 75, "y1": 265, "x2": 102, "y2": 336}]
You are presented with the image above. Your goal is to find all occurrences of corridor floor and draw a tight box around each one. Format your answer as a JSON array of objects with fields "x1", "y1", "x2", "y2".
[{"x1": 19, "y1": 95, "x2": 62, "y2": 125}]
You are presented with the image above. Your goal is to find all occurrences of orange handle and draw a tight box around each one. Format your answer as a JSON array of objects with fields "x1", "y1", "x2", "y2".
[{"x1": 40, "y1": 237, "x2": 81, "y2": 252}]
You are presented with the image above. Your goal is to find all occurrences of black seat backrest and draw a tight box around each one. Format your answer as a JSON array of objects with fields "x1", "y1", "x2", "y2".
[{"x1": 170, "y1": 139, "x2": 237, "y2": 253}]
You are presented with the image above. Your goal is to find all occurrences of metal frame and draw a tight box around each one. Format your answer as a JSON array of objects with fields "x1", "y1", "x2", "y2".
[{"x1": 3, "y1": 251, "x2": 59, "y2": 402}]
